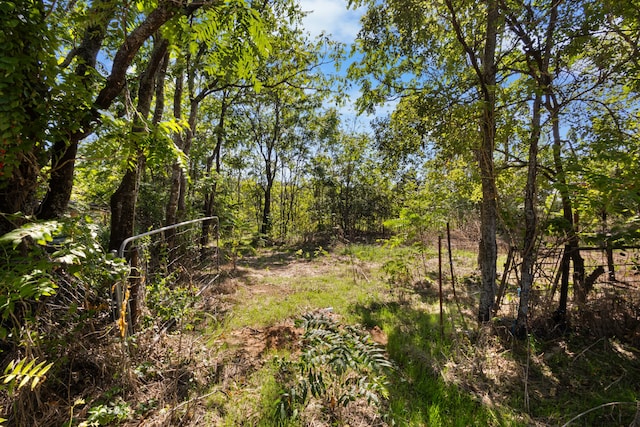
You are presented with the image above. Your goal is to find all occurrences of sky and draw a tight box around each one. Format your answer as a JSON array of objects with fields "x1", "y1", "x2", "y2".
[
  {"x1": 298, "y1": 0, "x2": 364, "y2": 45},
  {"x1": 296, "y1": 0, "x2": 396, "y2": 132}
]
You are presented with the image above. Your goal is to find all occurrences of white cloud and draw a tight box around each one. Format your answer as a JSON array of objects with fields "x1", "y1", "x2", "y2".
[{"x1": 298, "y1": 0, "x2": 363, "y2": 44}]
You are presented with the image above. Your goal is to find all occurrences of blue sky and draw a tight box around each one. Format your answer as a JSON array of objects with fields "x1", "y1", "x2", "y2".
[
  {"x1": 297, "y1": 0, "x2": 396, "y2": 132},
  {"x1": 298, "y1": 0, "x2": 364, "y2": 45}
]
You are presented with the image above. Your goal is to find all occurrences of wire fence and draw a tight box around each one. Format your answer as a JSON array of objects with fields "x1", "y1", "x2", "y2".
[
  {"x1": 113, "y1": 216, "x2": 219, "y2": 336},
  {"x1": 497, "y1": 243, "x2": 640, "y2": 323}
]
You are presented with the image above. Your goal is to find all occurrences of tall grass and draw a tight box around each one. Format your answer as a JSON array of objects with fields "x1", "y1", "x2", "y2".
[
  {"x1": 354, "y1": 301, "x2": 523, "y2": 426},
  {"x1": 203, "y1": 244, "x2": 640, "y2": 426}
]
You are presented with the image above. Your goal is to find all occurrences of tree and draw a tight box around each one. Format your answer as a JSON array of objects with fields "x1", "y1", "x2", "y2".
[
  {"x1": 234, "y1": 23, "x2": 333, "y2": 238},
  {"x1": 40, "y1": 0, "x2": 194, "y2": 220},
  {"x1": 108, "y1": 37, "x2": 169, "y2": 252},
  {"x1": 164, "y1": 0, "x2": 271, "y2": 232},
  {"x1": 0, "y1": 0, "x2": 57, "y2": 233},
  {"x1": 350, "y1": 0, "x2": 503, "y2": 322},
  {"x1": 499, "y1": 0, "x2": 556, "y2": 336},
  {"x1": 499, "y1": 0, "x2": 640, "y2": 327},
  {"x1": 1, "y1": 0, "x2": 266, "y2": 233},
  {"x1": 105, "y1": 0, "x2": 271, "y2": 252}
]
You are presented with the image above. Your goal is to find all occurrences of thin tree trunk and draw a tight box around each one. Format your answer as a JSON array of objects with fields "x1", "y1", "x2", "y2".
[
  {"x1": 167, "y1": 64, "x2": 200, "y2": 233},
  {"x1": 602, "y1": 211, "x2": 616, "y2": 281},
  {"x1": 476, "y1": 0, "x2": 499, "y2": 323},
  {"x1": 109, "y1": 37, "x2": 168, "y2": 330},
  {"x1": 201, "y1": 92, "x2": 228, "y2": 247},
  {"x1": 515, "y1": 91, "x2": 542, "y2": 337},
  {"x1": 444, "y1": 0, "x2": 499, "y2": 323},
  {"x1": 511, "y1": 0, "x2": 560, "y2": 335},
  {"x1": 261, "y1": 177, "x2": 274, "y2": 236},
  {"x1": 255, "y1": 101, "x2": 280, "y2": 238},
  {"x1": 109, "y1": 37, "x2": 169, "y2": 252},
  {"x1": 165, "y1": 68, "x2": 184, "y2": 243},
  {"x1": 553, "y1": 248, "x2": 570, "y2": 329},
  {"x1": 547, "y1": 92, "x2": 585, "y2": 313}
]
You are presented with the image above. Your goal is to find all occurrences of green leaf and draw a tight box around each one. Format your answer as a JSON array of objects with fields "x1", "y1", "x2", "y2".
[{"x1": 0, "y1": 221, "x2": 61, "y2": 249}]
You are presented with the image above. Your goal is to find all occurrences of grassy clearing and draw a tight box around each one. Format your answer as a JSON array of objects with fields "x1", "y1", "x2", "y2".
[
  {"x1": 223, "y1": 261, "x2": 383, "y2": 330},
  {"x1": 194, "y1": 243, "x2": 639, "y2": 426},
  {"x1": 201, "y1": 245, "x2": 513, "y2": 425}
]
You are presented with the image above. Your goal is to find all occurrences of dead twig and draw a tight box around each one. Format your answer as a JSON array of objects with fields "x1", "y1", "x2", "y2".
[
  {"x1": 571, "y1": 337, "x2": 604, "y2": 363},
  {"x1": 561, "y1": 401, "x2": 637, "y2": 427}
]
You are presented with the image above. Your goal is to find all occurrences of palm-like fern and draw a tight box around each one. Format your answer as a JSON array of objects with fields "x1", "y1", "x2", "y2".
[{"x1": 274, "y1": 311, "x2": 393, "y2": 423}]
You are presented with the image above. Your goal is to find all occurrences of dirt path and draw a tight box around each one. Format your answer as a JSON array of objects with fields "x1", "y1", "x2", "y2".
[{"x1": 131, "y1": 250, "x2": 380, "y2": 426}]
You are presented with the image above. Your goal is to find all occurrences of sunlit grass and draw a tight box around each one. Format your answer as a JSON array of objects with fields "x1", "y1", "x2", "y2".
[
  {"x1": 201, "y1": 243, "x2": 640, "y2": 427},
  {"x1": 354, "y1": 301, "x2": 524, "y2": 426},
  {"x1": 224, "y1": 258, "x2": 386, "y2": 330}
]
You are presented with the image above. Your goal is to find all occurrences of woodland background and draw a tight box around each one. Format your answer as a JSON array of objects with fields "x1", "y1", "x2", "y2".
[{"x1": 1, "y1": 0, "x2": 640, "y2": 425}]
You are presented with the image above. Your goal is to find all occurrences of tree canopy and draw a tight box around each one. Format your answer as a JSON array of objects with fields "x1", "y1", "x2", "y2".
[{"x1": 1, "y1": 0, "x2": 640, "y2": 390}]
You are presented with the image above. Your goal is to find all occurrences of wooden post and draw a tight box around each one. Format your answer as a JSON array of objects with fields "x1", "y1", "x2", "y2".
[
  {"x1": 448, "y1": 223, "x2": 467, "y2": 329},
  {"x1": 494, "y1": 246, "x2": 515, "y2": 316},
  {"x1": 438, "y1": 235, "x2": 444, "y2": 338}
]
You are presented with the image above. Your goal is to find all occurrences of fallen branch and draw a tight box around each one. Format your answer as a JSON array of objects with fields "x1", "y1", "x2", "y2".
[
  {"x1": 561, "y1": 401, "x2": 637, "y2": 427},
  {"x1": 571, "y1": 337, "x2": 603, "y2": 362}
]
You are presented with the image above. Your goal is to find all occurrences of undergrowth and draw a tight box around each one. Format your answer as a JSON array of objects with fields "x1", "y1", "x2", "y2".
[
  {"x1": 2, "y1": 234, "x2": 639, "y2": 426},
  {"x1": 273, "y1": 311, "x2": 392, "y2": 425}
]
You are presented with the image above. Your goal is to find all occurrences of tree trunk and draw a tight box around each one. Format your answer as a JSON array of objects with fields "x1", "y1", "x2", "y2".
[
  {"x1": 254, "y1": 100, "x2": 280, "y2": 238},
  {"x1": 38, "y1": 0, "x2": 116, "y2": 219},
  {"x1": 166, "y1": 65, "x2": 199, "y2": 234},
  {"x1": 108, "y1": 38, "x2": 168, "y2": 252},
  {"x1": 547, "y1": 90, "x2": 585, "y2": 313},
  {"x1": 201, "y1": 93, "x2": 228, "y2": 247},
  {"x1": 476, "y1": 0, "x2": 499, "y2": 323},
  {"x1": 515, "y1": 91, "x2": 542, "y2": 337},
  {"x1": 510, "y1": 0, "x2": 560, "y2": 336},
  {"x1": 165, "y1": 68, "x2": 184, "y2": 244},
  {"x1": 602, "y1": 211, "x2": 616, "y2": 281},
  {"x1": 549, "y1": 96, "x2": 585, "y2": 320},
  {"x1": 0, "y1": 152, "x2": 42, "y2": 234},
  {"x1": 261, "y1": 175, "x2": 274, "y2": 236},
  {"x1": 444, "y1": 0, "x2": 499, "y2": 323},
  {"x1": 109, "y1": 157, "x2": 145, "y2": 252},
  {"x1": 553, "y1": 248, "x2": 570, "y2": 330},
  {"x1": 109, "y1": 37, "x2": 168, "y2": 330}
]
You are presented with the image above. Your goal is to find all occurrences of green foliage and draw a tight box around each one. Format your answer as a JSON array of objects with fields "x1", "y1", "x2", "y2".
[
  {"x1": 81, "y1": 399, "x2": 132, "y2": 426},
  {"x1": 1, "y1": 357, "x2": 53, "y2": 426},
  {"x1": 295, "y1": 246, "x2": 328, "y2": 260},
  {"x1": 0, "y1": 217, "x2": 128, "y2": 340},
  {"x1": 193, "y1": 0, "x2": 271, "y2": 83},
  {"x1": 307, "y1": 131, "x2": 396, "y2": 238},
  {"x1": 0, "y1": 221, "x2": 61, "y2": 339},
  {"x1": 0, "y1": 220, "x2": 60, "y2": 248},
  {"x1": 274, "y1": 312, "x2": 391, "y2": 423},
  {"x1": 382, "y1": 258, "x2": 412, "y2": 287},
  {"x1": 144, "y1": 273, "x2": 199, "y2": 327},
  {"x1": 0, "y1": 0, "x2": 54, "y2": 185},
  {"x1": 2, "y1": 357, "x2": 53, "y2": 395}
]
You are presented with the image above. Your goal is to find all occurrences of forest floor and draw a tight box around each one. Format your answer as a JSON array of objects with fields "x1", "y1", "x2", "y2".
[
  {"x1": 121, "y1": 243, "x2": 640, "y2": 427},
  {"x1": 6, "y1": 242, "x2": 640, "y2": 426}
]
